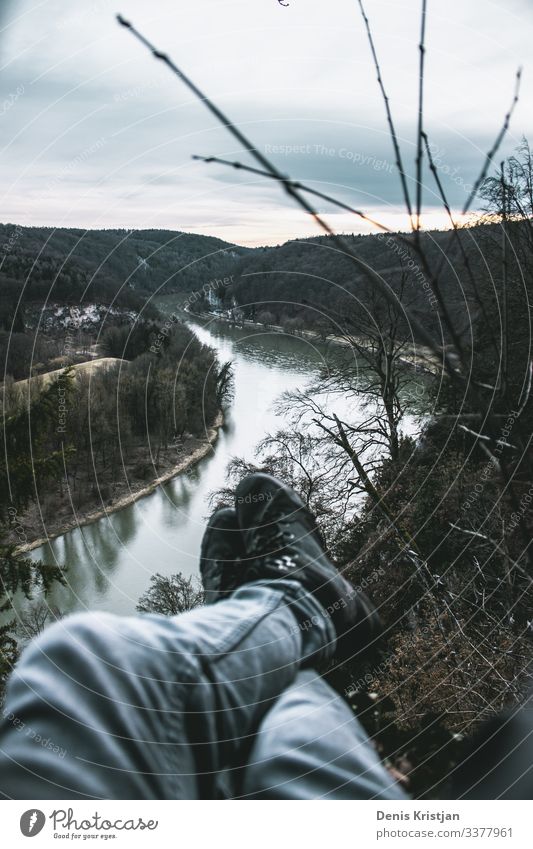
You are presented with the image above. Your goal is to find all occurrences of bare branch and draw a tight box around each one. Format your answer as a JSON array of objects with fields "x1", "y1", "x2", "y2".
[
  {"x1": 356, "y1": 0, "x2": 413, "y2": 222},
  {"x1": 462, "y1": 68, "x2": 522, "y2": 214},
  {"x1": 415, "y1": 0, "x2": 428, "y2": 237},
  {"x1": 192, "y1": 154, "x2": 390, "y2": 233}
]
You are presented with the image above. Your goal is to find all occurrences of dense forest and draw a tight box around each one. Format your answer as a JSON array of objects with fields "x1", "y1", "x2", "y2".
[
  {"x1": 0, "y1": 224, "x2": 246, "y2": 376},
  {"x1": 0, "y1": 224, "x2": 246, "y2": 308},
  {"x1": 1, "y1": 318, "x2": 228, "y2": 533},
  {"x1": 195, "y1": 220, "x2": 511, "y2": 347}
]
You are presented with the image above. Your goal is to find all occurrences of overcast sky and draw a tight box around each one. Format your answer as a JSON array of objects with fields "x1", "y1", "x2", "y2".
[{"x1": 0, "y1": 0, "x2": 532, "y2": 246}]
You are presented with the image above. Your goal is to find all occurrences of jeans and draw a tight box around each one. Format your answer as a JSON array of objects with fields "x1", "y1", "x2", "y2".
[{"x1": 0, "y1": 580, "x2": 406, "y2": 800}]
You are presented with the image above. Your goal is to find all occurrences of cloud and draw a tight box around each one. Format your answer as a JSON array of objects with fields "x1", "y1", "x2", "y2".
[{"x1": 0, "y1": 0, "x2": 531, "y2": 244}]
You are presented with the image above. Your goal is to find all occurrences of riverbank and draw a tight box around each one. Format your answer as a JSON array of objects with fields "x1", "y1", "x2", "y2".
[
  {"x1": 13, "y1": 411, "x2": 224, "y2": 555},
  {"x1": 186, "y1": 309, "x2": 439, "y2": 374}
]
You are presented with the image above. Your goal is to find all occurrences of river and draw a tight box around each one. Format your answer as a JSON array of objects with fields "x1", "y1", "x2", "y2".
[{"x1": 29, "y1": 312, "x2": 421, "y2": 618}]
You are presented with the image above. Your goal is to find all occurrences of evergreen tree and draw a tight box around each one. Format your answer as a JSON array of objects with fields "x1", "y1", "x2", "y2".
[{"x1": 0, "y1": 372, "x2": 75, "y2": 698}]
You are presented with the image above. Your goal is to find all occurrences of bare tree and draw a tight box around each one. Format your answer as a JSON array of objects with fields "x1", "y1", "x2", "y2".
[
  {"x1": 16, "y1": 601, "x2": 64, "y2": 643},
  {"x1": 136, "y1": 572, "x2": 204, "y2": 616}
]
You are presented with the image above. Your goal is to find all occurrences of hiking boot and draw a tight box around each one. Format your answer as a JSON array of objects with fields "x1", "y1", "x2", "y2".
[
  {"x1": 200, "y1": 507, "x2": 246, "y2": 604},
  {"x1": 234, "y1": 473, "x2": 382, "y2": 661}
]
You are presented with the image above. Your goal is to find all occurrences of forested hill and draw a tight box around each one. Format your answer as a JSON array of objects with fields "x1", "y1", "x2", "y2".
[
  {"x1": 205, "y1": 222, "x2": 508, "y2": 341},
  {"x1": 0, "y1": 224, "x2": 249, "y2": 327},
  {"x1": 0, "y1": 220, "x2": 509, "y2": 343}
]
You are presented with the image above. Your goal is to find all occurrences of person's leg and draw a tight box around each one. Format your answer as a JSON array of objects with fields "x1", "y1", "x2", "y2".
[
  {"x1": 237, "y1": 670, "x2": 408, "y2": 800},
  {"x1": 1, "y1": 474, "x2": 384, "y2": 801},
  {"x1": 0, "y1": 579, "x2": 334, "y2": 800}
]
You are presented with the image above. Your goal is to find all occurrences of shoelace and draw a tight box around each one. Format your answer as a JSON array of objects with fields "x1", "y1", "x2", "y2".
[{"x1": 246, "y1": 521, "x2": 296, "y2": 558}]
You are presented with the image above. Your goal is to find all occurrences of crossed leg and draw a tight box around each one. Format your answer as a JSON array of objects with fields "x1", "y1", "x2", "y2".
[
  {"x1": 0, "y1": 580, "x2": 338, "y2": 799},
  {"x1": 238, "y1": 669, "x2": 407, "y2": 799}
]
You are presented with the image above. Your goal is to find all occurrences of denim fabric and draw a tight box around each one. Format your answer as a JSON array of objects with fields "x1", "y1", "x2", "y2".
[
  {"x1": 238, "y1": 670, "x2": 407, "y2": 799},
  {"x1": 0, "y1": 580, "x2": 403, "y2": 800}
]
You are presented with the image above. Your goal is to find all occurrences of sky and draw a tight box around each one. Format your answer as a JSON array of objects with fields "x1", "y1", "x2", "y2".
[{"x1": 0, "y1": 0, "x2": 532, "y2": 246}]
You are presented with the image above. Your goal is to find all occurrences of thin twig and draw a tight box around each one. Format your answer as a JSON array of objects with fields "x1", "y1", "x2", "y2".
[
  {"x1": 422, "y1": 132, "x2": 451, "y2": 217},
  {"x1": 515, "y1": 361, "x2": 533, "y2": 418},
  {"x1": 501, "y1": 160, "x2": 509, "y2": 396},
  {"x1": 458, "y1": 424, "x2": 516, "y2": 450},
  {"x1": 422, "y1": 131, "x2": 498, "y2": 353},
  {"x1": 462, "y1": 68, "x2": 522, "y2": 215},
  {"x1": 415, "y1": 0, "x2": 427, "y2": 238},
  {"x1": 398, "y1": 68, "x2": 522, "y2": 364},
  {"x1": 192, "y1": 155, "x2": 391, "y2": 233},
  {"x1": 356, "y1": 0, "x2": 413, "y2": 222}
]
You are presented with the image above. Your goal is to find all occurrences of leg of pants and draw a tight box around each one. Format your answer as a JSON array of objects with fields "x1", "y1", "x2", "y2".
[
  {"x1": 0, "y1": 580, "x2": 335, "y2": 799},
  {"x1": 237, "y1": 670, "x2": 408, "y2": 799}
]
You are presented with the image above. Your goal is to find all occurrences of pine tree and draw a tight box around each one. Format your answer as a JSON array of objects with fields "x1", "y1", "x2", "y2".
[{"x1": 0, "y1": 370, "x2": 75, "y2": 697}]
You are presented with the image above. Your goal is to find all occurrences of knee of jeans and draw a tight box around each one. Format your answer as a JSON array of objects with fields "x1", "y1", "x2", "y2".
[
  {"x1": 3, "y1": 613, "x2": 114, "y2": 713},
  {"x1": 18, "y1": 611, "x2": 115, "y2": 674},
  {"x1": 18, "y1": 611, "x2": 201, "y2": 691}
]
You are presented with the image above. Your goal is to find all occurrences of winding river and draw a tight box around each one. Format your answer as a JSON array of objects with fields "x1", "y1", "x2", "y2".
[
  {"x1": 29, "y1": 313, "x2": 337, "y2": 616},
  {"x1": 29, "y1": 309, "x2": 421, "y2": 618}
]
